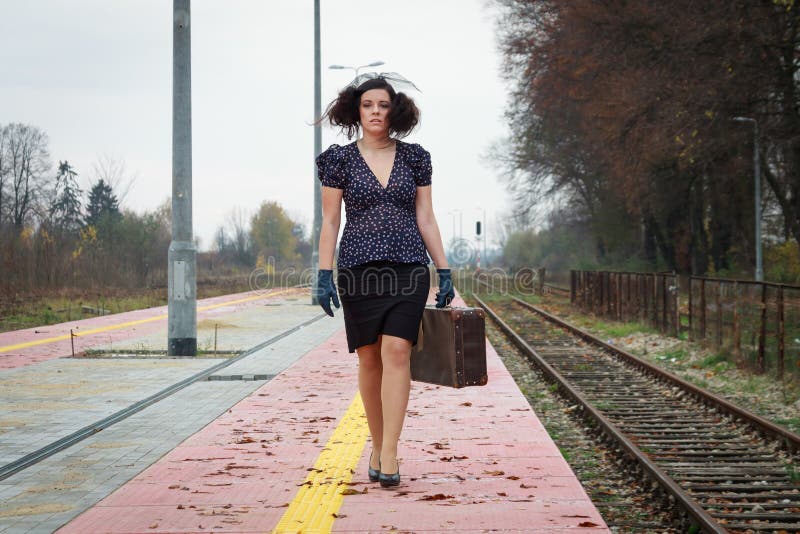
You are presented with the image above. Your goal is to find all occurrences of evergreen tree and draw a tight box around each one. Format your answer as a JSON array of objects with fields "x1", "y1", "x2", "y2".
[
  {"x1": 85, "y1": 179, "x2": 120, "y2": 227},
  {"x1": 50, "y1": 160, "x2": 83, "y2": 234}
]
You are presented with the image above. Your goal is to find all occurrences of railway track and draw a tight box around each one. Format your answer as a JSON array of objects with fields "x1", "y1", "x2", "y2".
[{"x1": 472, "y1": 293, "x2": 800, "y2": 533}]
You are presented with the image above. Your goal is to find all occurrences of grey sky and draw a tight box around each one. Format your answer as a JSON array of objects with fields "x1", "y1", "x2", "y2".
[{"x1": 1, "y1": 0, "x2": 513, "y2": 254}]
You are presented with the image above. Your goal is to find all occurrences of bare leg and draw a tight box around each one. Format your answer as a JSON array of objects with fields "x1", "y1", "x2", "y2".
[
  {"x1": 379, "y1": 333, "x2": 412, "y2": 474},
  {"x1": 356, "y1": 335, "x2": 383, "y2": 470}
]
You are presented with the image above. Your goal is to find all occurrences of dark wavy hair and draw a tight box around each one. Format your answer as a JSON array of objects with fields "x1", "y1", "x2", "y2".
[{"x1": 320, "y1": 77, "x2": 420, "y2": 139}]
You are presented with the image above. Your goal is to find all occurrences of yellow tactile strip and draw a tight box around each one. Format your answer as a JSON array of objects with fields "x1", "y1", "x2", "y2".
[{"x1": 273, "y1": 392, "x2": 370, "y2": 533}]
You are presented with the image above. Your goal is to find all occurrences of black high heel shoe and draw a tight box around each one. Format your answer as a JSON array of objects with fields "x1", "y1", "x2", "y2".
[
  {"x1": 378, "y1": 459, "x2": 400, "y2": 488},
  {"x1": 368, "y1": 450, "x2": 381, "y2": 482}
]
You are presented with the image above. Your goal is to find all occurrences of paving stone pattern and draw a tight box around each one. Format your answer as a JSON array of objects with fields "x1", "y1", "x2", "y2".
[{"x1": 0, "y1": 300, "x2": 343, "y2": 533}]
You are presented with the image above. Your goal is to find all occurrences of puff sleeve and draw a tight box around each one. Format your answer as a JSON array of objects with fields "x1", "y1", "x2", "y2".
[
  {"x1": 406, "y1": 143, "x2": 432, "y2": 187},
  {"x1": 315, "y1": 144, "x2": 347, "y2": 189}
]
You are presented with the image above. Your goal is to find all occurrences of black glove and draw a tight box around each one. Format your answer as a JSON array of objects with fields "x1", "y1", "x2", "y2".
[
  {"x1": 435, "y1": 268, "x2": 454, "y2": 308},
  {"x1": 314, "y1": 269, "x2": 340, "y2": 317}
]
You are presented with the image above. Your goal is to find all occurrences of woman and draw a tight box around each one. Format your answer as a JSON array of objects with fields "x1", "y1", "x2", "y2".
[{"x1": 314, "y1": 74, "x2": 454, "y2": 488}]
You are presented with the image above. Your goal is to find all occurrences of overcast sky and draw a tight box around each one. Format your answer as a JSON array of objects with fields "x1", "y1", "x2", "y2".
[{"x1": 1, "y1": 0, "x2": 514, "y2": 255}]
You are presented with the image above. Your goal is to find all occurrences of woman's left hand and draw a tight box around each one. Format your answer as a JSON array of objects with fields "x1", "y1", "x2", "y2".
[{"x1": 435, "y1": 268, "x2": 454, "y2": 308}]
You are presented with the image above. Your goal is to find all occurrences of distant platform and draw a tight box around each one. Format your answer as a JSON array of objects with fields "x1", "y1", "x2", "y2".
[{"x1": 0, "y1": 287, "x2": 308, "y2": 369}]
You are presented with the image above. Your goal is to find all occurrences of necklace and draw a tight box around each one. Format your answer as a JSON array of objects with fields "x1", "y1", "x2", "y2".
[{"x1": 358, "y1": 138, "x2": 395, "y2": 152}]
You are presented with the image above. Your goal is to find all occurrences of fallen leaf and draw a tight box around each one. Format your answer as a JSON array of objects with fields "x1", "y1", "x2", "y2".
[
  {"x1": 419, "y1": 494, "x2": 454, "y2": 501},
  {"x1": 578, "y1": 521, "x2": 600, "y2": 527}
]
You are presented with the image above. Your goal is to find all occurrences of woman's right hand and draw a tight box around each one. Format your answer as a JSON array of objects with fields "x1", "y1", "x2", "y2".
[{"x1": 314, "y1": 269, "x2": 340, "y2": 317}]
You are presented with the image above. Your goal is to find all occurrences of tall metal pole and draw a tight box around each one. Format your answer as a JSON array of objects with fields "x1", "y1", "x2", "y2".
[
  {"x1": 733, "y1": 116, "x2": 763, "y2": 282},
  {"x1": 168, "y1": 0, "x2": 197, "y2": 356},
  {"x1": 311, "y1": 0, "x2": 322, "y2": 304},
  {"x1": 753, "y1": 121, "x2": 763, "y2": 281},
  {"x1": 483, "y1": 207, "x2": 487, "y2": 266}
]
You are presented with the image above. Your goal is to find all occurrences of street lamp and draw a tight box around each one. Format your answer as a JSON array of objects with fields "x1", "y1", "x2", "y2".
[
  {"x1": 329, "y1": 61, "x2": 385, "y2": 78},
  {"x1": 732, "y1": 116, "x2": 762, "y2": 281},
  {"x1": 311, "y1": 0, "x2": 321, "y2": 305},
  {"x1": 447, "y1": 209, "x2": 463, "y2": 240}
]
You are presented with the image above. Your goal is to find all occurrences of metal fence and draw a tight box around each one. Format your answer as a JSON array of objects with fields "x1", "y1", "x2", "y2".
[
  {"x1": 689, "y1": 277, "x2": 800, "y2": 378},
  {"x1": 570, "y1": 270, "x2": 680, "y2": 336}
]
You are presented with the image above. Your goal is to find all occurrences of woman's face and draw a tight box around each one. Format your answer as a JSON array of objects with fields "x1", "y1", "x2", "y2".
[{"x1": 359, "y1": 88, "x2": 392, "y2": 136}]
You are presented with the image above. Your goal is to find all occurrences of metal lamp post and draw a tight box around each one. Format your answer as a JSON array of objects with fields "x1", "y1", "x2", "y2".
[
  {"x1": 311, "y1": 0, "x2": 321, "y2": 305},
  {"x1": 168, "y1": 0, "x2": 196, "y2": 356},
  {"x1": 329, "y1": 61, "x2": 385, "y2": 79},
  {"x1": 732, "y1": 116, "x2": 763, "y2": 282}
]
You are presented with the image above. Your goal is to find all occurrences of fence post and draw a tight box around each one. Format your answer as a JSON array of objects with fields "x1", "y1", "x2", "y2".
[
  {"x1": 673, "y1": 273, "x2": 679, "y2": 337},
  {"x1": 733, "y1": 281, "x2": 741, "y2": 360},
  {"x1": 640, "y1": 274, "x2": 645, "y2": 323},
  {"x1": 716, "y1": 281, "x2": 723, "y2": 349},
  {"x1": 601, "y1": 271, "x2": 607, "y2": 317},
  {"x1": 688, "y1": 276, "x2": 693, "y2": 341},
  {"x1": 662, "y1": 274, "x2": 668, "y2": 334},
  {"x1": 652, "y1": 274, "x2": 658, "y2": 329},
  {"x1": 583, "y1": 271, "x2": 588, "y2": 308},
  {"x1": 626, "y1": 273, "x2": 632, "y2": 322},
  {"x1": 592, "y1": 272, "x2": 603, "y2": 315},
  {"x1": 700, "y1": 278, "x2": 706, "y2": 341},
  {"x1": 641, "y1": 275, "x2": 647, "y2": 325},
  {"x1": 570, "y1": 270, "x2": 576, "y2": 304},
  {"x1": 778, "y1": 285, "x2": 785, "y2": 379},
  {"x1": 758, "y1": 282, "x2": 766, "y2": 373}
]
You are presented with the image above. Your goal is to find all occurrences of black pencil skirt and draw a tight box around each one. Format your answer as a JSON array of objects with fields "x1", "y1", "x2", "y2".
[{"x1": 336, "y1": 260, "x2": 431, "y2": 353}]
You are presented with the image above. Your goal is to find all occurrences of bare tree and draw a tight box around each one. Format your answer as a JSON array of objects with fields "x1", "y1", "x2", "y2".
[
  {"x1": 226, "y1": 206, "x2": 253, "y2": 266},
  {"x1": 0, "y1": 125, "x2": 8, "y2": 228},
  {"x1": 4, "y1": 123, "x2": 51, "y2": 230},
  {"x1": 90, "y1": 154, "x2": 136, "y2": 205}
]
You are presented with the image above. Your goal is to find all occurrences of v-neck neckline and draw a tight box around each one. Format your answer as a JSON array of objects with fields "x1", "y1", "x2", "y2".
[{"x1": 355, "y1": 140, "x2": 398, "y2": 191}]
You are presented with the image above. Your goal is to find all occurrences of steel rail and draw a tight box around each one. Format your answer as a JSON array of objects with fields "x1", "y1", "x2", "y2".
[
  {"x1": 0, "y1": 311, "x2": 327, "y2": 482},
  {"x1": 510, "y1": 295, "x2": 800, "y2": 454},
  {"x1": 472, "y1": 293, "x2": 726, "y2": 533}
]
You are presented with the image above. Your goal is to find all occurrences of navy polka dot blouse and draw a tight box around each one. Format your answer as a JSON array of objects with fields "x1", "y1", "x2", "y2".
[{"x1": 316, "y1": 139, "x2": 433, "y2": 269}]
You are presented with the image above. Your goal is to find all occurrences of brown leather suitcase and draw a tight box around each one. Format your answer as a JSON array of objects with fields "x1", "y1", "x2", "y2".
[{"x1": 411, "y1": 305, "x2": 488, "y2": 388}]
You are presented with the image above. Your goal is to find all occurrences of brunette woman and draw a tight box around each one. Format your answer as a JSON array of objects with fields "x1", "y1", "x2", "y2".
[{"x1": 314, "y1": 75, "x2": 453, "y2": 488}]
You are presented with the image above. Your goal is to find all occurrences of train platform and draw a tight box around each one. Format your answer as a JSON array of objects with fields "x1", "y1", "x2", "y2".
[{"x1": 0, "y1": 288, "x2": 609, "y2": 533}]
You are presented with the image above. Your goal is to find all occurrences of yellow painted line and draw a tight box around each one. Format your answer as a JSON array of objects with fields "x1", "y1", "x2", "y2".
[
  {"x1": 0, "y1": 287, "x2": 303, "y2": 353},
  {"x1": 273, "y1": 392, "x2": 369, "y2": 533}
]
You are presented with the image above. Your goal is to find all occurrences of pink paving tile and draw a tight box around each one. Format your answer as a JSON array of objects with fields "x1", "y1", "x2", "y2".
[
  {"x1": 58, "y1": 504, "x2": 286, "y2": 533},
  {"x1": 331, "y1": 502, "x2": 607, "y2": 531},
  {"x1": 59, "y1": 291, "x2": 609, "y2": 533}
]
